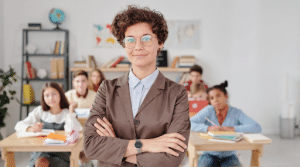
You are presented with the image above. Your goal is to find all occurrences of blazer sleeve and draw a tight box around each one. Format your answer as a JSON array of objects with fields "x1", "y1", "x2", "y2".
[
  {"x1": 136, "y1": 85, "x2": 191, "y2": 167},
  {"x1": 83, "y1": 81, "x2": 129, "y2": 166}
]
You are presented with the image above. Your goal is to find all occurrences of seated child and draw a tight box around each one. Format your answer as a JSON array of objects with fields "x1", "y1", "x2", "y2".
[
  {"x1": 88, "y1": 68, "x2": 105, "y2": 92},
  {"x1": 183, "y1": 64, "x2": 208, "y2": 91},
  {"x1": 15, "y1": 82, "x2": 83, "y2": 167},
  {"x1": 65, "y1": 70, "x2": 96, "y2": 111},
  {"x1": 190, "y1": 81, "x2": 262, "y2": 167},
  {"x1": 188, "y1": 82, "x2": 207, "y2": 101}
]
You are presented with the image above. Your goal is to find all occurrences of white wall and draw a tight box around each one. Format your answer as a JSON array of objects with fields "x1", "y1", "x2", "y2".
[
  {"x1": 2, "y1": 0, "x2": 300, "y2": 135},
  {"x1": 0, "y1": 0, "x2": 4, "y2": 67}
]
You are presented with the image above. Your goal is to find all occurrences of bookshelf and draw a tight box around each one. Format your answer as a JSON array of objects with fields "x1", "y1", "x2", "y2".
[
  {"x1": 69, "y1": 67, "x2": 189, "y2": 88},
  {"x1": 70, "y1": 67, "x2": 190, "y2": 72},
  {"x1": 20, "y1": 29, "x2": 69, "y2": 120}
]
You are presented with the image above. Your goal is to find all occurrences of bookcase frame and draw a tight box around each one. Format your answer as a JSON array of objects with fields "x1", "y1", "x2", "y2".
[{"x1": 20, "y1": 29, "x2": 69, "y2": 120}]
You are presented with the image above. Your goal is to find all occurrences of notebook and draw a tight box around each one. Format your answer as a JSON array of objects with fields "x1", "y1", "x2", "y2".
[
  {"x1": 243, "y1": 134, "x2": 272, "y2": 143},
  {"x1": 208, "y1": 131, "x2": 241, "y2": 137},
  {"x1": 198, "y1": 133, "x2": 243, "y2": 143},
  {"x1": 17, "y1": 129, "x2": 55, "y2": 138},
  {"x1": 74, "y1": 108, "x2": 91, "y2": 118},
  {"x1": 189, "y1": 100, "x2": 209, "y2": 117}
]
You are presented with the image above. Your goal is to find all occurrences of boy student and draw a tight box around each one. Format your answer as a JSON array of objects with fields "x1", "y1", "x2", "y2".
[
  {"x1": 65, "y1": 70, "x2": 97, "y2": 110},
  {"x1": 183, "y1": 64, "x2": 208, "y2": 91},
  {"x1": 65, "y1": 70, "x2": 96, "y2": 167}
]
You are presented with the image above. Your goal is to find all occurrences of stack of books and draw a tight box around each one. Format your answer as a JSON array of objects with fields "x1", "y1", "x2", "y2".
[
  {"x1": 207, "y1": 131, "x2": 243, "y2": 143},
  {"x1": 74, "y1": 61, "x2": 87, "y2": 68},
  {"x1": 178, "y1": 56, "x2": 196, "y2": 68},
  {"x1": 51, "y1": 58, "x2": 65, "y2": 79},
  {"x1": 54, "y1": 41, "x2": 66, "y2": 54}
]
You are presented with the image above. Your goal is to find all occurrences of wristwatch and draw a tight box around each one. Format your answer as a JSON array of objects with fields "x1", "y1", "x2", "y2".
[{"x1": 134, "y1": 139, "x2": 143, "y2": 154}]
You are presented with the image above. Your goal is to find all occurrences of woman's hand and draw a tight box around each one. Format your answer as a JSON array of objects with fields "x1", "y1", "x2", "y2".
[
  {"x1": 207, "y1": 125, "x2": 221, "y2": 132},
  {"x1": 142, "y1": 133, "x2": 187, "y2": 157},
  {"x1": 94, "y1": 117, "x2": 116, "y2": 137},
  {"x1": 220, "y1": 126, "x2": 235, "y2": 132},
  {"x1": 69, "y1": 102, "x2": 78, "y2": 114},
  {"x1": 27, "y1": 122, "x2": 44, "y2": 132}
]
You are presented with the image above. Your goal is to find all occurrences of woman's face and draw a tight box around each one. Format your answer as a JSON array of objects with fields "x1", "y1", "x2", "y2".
[
  {"x1": 91, "y1": 71, "x2": 101, "y2": 85},
  {"x1": 208, "y1": 89, "x2": 228, "y2": 110},
  {"x1": 73, "y1": 75, "x2": 89, "y2": 94},
  {"x1": 44, "y1": 87, "x2": 61, "y2": 109},
  {"x1": 124, "y1": 22, "x2": 163, "y2": 69}
]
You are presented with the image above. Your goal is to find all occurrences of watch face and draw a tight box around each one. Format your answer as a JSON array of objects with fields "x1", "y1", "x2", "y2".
[{"x1": 134, "y1": 140, "x2": 143, "y2": 149}]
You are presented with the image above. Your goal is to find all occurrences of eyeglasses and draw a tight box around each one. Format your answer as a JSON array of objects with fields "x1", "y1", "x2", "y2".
[{"x1": 123, "y1": 34, "x2": 157, "y2": 49}]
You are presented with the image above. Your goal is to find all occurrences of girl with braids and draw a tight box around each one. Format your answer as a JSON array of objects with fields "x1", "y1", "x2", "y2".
[{"x1": 190, "y1": 81, "x2": 262, "y2": 167}]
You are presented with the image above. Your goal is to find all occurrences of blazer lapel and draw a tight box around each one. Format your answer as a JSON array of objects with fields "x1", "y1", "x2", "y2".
[
  {"x1": 136, "y1": 72, "x2": 166, "y2": 117},
  {"x1": 116, "y1": 72, "x2": 135, "y2": 130}
]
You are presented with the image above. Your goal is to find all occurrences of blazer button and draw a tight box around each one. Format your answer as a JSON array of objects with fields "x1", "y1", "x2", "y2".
[{"x1": 134, "y1": 119, "x2": 140, "y2": 125}]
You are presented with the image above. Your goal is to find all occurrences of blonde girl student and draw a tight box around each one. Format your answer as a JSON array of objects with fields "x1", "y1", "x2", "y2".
[
  {"x1": 88, "y1": 68, "x2": 106, "y2": 92},
  {"x1": 188, "y1": 82, "x2": 207, "y2": 101},
  {"x1": 190, "y1": 81, "x2": 262, "y2": 167},
  {"x1": 15, "y1": 82, "x2": 83, "y2": 167}
]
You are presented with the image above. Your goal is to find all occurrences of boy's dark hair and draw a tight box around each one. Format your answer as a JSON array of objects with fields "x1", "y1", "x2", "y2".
[
  {"x1": 190, "y1": 64, "x2": 203, "y2": 75},
  {"x1": 111, "y1": 5, "x2": 168, "y2": 47},
  {"x1": 41, "y1": 82, "x2": 69, "y2": 111},
  {"x1": 73, "y1": 70, "x2": 88, "y2": 79},
  {"x1": 206, "y1": 80, "x2": 228, "y2": 96}
]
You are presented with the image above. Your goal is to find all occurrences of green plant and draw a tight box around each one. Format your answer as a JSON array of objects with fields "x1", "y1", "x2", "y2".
[{"x1": 0, "y1": 66, "x2": 18, "y2": 129}]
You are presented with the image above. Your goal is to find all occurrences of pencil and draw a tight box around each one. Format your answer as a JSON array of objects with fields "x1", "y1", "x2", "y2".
[{"x1": 205, "y1": 117, "x2": 216, "y2": 126}]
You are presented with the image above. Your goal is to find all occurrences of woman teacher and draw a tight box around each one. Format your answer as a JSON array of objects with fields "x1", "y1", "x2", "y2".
[{"x1": 83, "y1": 5, "x2": 190, "y2": 167}]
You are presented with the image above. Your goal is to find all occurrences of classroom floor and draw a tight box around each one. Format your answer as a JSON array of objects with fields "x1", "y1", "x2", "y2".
[{"x1": 0, "y1": 134, "x2": 299, "y2": 167}]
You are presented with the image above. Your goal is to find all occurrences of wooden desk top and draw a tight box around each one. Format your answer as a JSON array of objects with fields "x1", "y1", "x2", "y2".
[
  {"x1": 189, "y1": 132, "x2": 271, "y2": 152},
  {"x1": 0, "y1": 131, "x2": 83, "y2": 152}
]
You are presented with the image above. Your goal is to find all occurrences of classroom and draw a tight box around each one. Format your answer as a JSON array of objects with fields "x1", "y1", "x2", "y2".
[{"x1": 0, "y1": 0, "x2": 299, "y2": 167}]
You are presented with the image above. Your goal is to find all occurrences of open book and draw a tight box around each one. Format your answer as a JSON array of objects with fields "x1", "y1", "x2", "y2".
[{"x1": 17, "y1": 129, "x2": 55, "y2": 138}]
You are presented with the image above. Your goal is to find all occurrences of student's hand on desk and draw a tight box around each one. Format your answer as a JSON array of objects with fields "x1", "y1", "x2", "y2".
[
  {"x1": 27, "y1": 122, "x2": 44, "y2": 132},
  {"x1": 220, "y1": 126, "x2": 235, "y2": 132},
  {"x1": 94, "y1": 117, "x2": 116, "y2": 137},
  {"x1": 207, "y1": 125, "x2": 221, "y2": 132},
  {"x1": 142, "y1": 133, "x2": 187, "y2": 157},
  {"x1": 69, "y1": 102, "x2": 78, "y2": 114}
]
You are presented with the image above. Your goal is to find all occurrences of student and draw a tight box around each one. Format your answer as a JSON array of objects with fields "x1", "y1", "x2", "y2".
[
  {"x1": 183, "y1": 64, "x2": 208, "y2": 91},
  {"x1": 88, "y1": 69, "x2": 106, "y2": 92},
  {"x1": 15, "y1": 82, "x2": 83, "y2": 167},
  {"x1": 83, "y1": 5, "x2": 190, "y2": 167},
  {"x1": 190, "y1": 81, "x2": 262, "y2": 167},
  {"x1": 65, "y1": 70, "x2": 97, "y2": 111},
  {"x1": 65, "y1": 70, "x2": 96, "y2": 167},
  {"x1": 188, "y1": 82, "x2": 207, "y2": 101}
]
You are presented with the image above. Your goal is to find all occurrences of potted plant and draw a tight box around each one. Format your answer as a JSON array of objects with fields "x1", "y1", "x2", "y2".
[{"x1": 0, "y1": 66, "x2": 18, "y2": 140}]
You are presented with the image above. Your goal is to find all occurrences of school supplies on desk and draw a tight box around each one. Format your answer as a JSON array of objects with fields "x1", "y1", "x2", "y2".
[
  {"x1": 17, "y1": 129, "x2": 55, "y2": 138},
  {"x1": 44, "y1": 133, "x2": 67, "y2": 145},
  {"x1": 208, "y1": 131, "x2": 241, "y2": 137},
  {"x1": 243, "y1": 133, "x2": 272, "y2": 144},
  {"x1": 74, "y1": 108, "x2": 91, "y2": 118},
  {"x1": 199, "y1": 132, "x2": 243, "y2": 143}
]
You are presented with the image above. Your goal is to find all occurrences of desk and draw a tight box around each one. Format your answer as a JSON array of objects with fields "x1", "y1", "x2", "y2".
[
  {"x1": 0, "y1": 131, "x2": 83, "y2": 167},
  {"x1": 188, "y1": 132, "x2": 271, "y2": 167}
]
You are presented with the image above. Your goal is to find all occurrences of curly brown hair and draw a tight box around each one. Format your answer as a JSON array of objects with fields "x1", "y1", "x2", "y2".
[{"x1": 111, "y1": 5, "x2": 168, "y2": 47}]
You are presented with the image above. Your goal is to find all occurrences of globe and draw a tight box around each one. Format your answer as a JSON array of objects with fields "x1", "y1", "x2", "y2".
[{"x1": 49, "y1": 8, "x2": 65, "y2": 29}]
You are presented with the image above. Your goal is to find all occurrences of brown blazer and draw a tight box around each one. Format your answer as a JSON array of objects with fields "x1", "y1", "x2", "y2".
[{"x1": 83, "y1": 71, "x2": 190, "y2": 167}]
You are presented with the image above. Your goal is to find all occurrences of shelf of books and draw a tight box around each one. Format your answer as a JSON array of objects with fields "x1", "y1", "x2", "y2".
[
  {"x1": 24, "y1": 54, "x2": 67, "y2": 57},
  {"x1": 70, "y1": 67, "x2": 190, "y2": 72}
]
